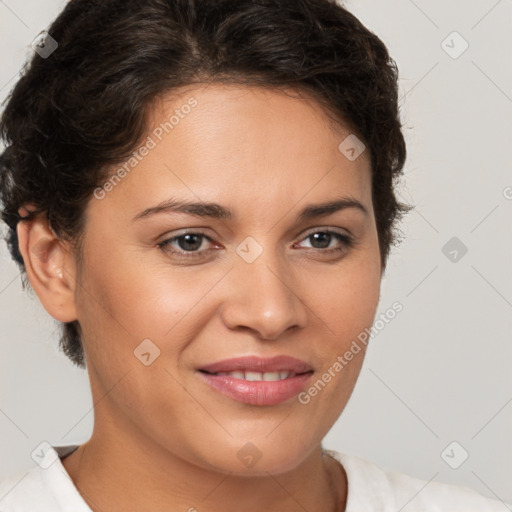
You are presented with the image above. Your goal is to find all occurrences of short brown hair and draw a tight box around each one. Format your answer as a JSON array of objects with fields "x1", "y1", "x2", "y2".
[{"x1": 0, "y1": 0, "x2": 411, "y2": 368}]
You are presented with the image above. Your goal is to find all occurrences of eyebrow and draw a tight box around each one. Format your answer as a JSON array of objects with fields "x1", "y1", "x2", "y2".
[{"x1": 132, "y1": 196, "x2": 368, "y2": 222}]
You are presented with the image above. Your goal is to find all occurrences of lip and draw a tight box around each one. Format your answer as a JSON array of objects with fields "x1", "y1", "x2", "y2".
[
  {"x1": 198, "y1": 355, "x2": 313, "y2": 374},
  {"x1": 197, "y1": 356, "x2": 314, "y2": 406}
]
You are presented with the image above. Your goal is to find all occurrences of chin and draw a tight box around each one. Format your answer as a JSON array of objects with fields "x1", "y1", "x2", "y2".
[{"x1": 194, "y1": 436, "x2": 317, "y2": 476}]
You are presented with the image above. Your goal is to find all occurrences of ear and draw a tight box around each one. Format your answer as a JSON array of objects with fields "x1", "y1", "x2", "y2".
[{"x1": 16, "y1": 205, "x2": 78, "y2": 323}]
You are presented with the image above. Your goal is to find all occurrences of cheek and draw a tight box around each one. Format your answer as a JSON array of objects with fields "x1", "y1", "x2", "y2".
[
  {"x1": 75, "y1": 248, "x2": 229, "y2": 370},
  {"x1": 312, "y1": 254, "x2": 381, "y2": 340},
  {"x1": 77, "y1": 227, "x2": 381, "y2": 361},
  {"x1": 293, "y1": 265, "x2": 379, "y2": 429},
  {"x1": 304, "y1": 243, "x2": 381, "y2": 392}
]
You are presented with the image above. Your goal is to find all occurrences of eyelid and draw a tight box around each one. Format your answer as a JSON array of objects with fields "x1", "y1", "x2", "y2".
[
  {"x1": 299, "y1": 226, "x2": 352, "y2": 240},
  {"x1": 158, "y1": 226, "x2": 354, "y2": 258},
  {"x1": 159, "y1": 225, "x2": 351, "y2": 243},
  {"x1": 157, "y1": 229, "x2": 217, "y2": 256},
  {"x1": 293, "y1": 228, "x2": 355, "y2": 251}
]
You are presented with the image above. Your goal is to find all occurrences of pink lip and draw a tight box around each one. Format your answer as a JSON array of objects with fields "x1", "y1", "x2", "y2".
[
  {"x1": 198, "y1": 355, "x2": 313, "y2": 374},
  {"x1": 197, "y1": 356, "x2": 314, "y2": 406}
]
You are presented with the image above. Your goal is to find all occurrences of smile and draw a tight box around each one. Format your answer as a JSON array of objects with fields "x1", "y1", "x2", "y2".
[
  {"x1": 207, "y1": 370, "x2": 296, "y2": 381},
  {"x1": 197, "y1": 355, "x2": 314, "y2": 406}
]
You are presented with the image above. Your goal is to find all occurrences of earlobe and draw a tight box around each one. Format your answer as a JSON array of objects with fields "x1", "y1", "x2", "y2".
[{"x1": 16, "y1": 210, "x2": 78, "y2": 323}]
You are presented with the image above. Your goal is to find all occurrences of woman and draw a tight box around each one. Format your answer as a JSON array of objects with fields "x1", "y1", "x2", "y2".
[{"x1": 0, "y1": 0, "x2": 507, "y2": 510}]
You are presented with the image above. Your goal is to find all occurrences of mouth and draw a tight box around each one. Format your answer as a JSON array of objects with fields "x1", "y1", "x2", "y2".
[
  {"x1": 196, "y1": 355, "x2": 314, "y2": 406},
  {"x1": 199, "y1": 369, "x2": 303, "y2": 381}
]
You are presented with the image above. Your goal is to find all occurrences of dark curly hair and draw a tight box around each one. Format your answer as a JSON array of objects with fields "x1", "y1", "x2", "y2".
[{"x1": 0, "y1": 0, "x2": 411, "y2": 369}]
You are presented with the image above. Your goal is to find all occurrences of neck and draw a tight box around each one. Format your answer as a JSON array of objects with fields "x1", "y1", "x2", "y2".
[{"x1": 62, "y1": 424, "x2": 347, "y2": 512}]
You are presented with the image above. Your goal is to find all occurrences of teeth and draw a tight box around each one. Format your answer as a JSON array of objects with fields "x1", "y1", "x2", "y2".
[
  {"x1": 245, "y1": 371, "x2": 262, "y2": 381},
  {"x1": 263, "y1": 372, "x2": 281, "y2": 381},
  {"x1": 215, "y1": 371, "x2": 294, "y2": 381}
]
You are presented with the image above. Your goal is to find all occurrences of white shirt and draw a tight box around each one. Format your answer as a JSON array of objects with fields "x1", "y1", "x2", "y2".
[{"x1": 0, "y1": 444, "x2": 509, "y2": 511}]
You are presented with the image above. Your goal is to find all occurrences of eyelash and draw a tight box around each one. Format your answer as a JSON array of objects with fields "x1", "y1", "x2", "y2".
[{"x1": 157, "y1": 229, "x2": 355, "y2": 260}]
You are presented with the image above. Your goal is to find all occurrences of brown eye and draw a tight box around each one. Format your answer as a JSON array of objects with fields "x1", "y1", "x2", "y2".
[
  {"x1": 158, "y1": 232, "x2": 215, "y2": 258},
  {"x1": 296, "y1": 230, "x2": 354, "y2": 254}
]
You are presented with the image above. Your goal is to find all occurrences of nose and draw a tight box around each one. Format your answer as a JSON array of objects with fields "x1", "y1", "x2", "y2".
[{"x1": 219, "y1": 250, "x2": 309, "y2": 341}]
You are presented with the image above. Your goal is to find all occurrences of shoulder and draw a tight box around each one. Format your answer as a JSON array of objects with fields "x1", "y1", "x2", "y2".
[
  {"x1": 0, "y1": 444, "x2": 90, "y2": 512},
  {"x1": 0, "y1": 466, "x2": 60, "y2": 511},
  {"x1": 324, "y1": 448, "x2": 510, "y2": 512}
]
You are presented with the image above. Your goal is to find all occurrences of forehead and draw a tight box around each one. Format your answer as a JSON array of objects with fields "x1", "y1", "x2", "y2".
[
  {"x1": 93, "y1": 83, "x2": 373, "y2": 224},
  {"x1": 149, "y1": 82, "x2": 366, "y2": 161}
]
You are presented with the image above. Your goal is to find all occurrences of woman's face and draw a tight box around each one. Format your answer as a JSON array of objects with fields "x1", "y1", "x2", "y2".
[{"x1": 73, "y1": 83, "x2": 382, "y2": 474}]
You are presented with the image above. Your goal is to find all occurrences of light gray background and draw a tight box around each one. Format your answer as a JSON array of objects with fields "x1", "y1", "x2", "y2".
[{"x1": 1, "y1": 0, "x2": 511, "y2": 504}]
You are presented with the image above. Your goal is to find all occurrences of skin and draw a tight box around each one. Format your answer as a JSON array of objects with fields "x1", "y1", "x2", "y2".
[{"x1": 17, "y1": 83, "x2": 382, "y2": 512}]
